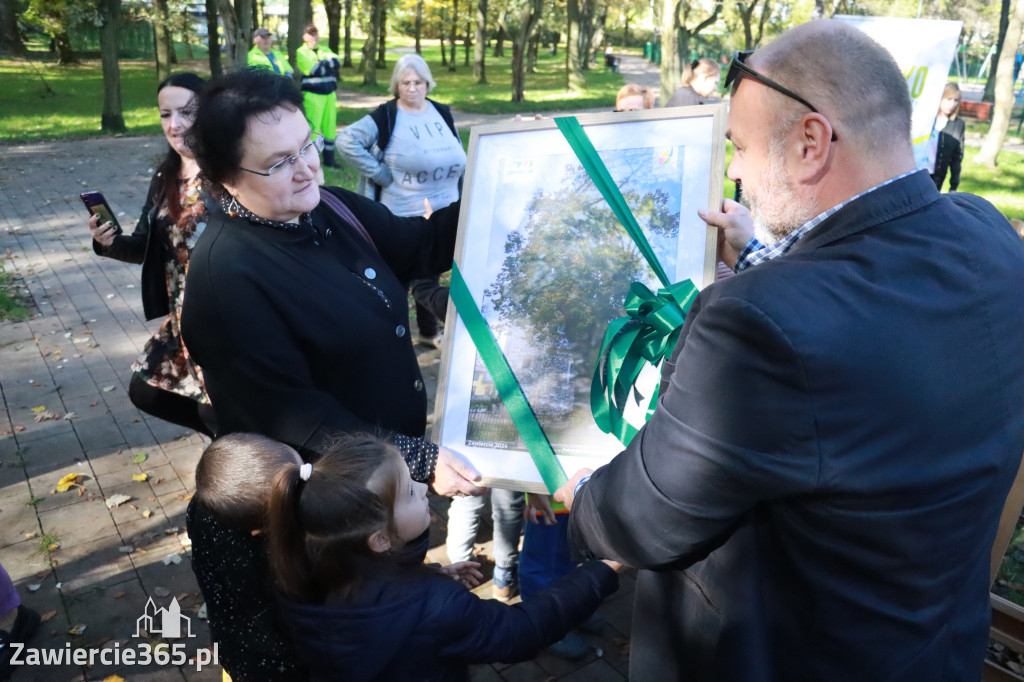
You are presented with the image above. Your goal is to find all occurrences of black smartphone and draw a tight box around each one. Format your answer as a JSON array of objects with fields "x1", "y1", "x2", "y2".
[{"x1": 80, "y1": 191, "x2": 123, "y2": 234}]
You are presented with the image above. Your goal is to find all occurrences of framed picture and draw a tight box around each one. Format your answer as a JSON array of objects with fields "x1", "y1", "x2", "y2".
[{"x1": 433, "y1": 105, "x2": 727, "y2": 493}]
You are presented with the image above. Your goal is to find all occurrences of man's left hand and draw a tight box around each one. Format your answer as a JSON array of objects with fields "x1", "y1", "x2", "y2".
[
  {"x1": 433, "y1": 447, "x2": 486, "y2": 497},
  {"x1": 553, "y1": 468, "x2": 594, "y2": 512}
]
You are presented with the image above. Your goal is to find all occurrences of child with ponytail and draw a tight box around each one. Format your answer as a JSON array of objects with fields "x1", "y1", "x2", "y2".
[{"x1": 198, "y1": 432, "x2": 622, "y2": 681}]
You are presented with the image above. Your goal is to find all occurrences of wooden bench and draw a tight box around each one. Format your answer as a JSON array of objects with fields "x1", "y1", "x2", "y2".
[{"x1": 961, "y1": 100, "x2": 993, "y2": 121}]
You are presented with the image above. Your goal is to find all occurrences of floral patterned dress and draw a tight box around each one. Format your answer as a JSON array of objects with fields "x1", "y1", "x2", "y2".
[{"x1": 130, "y1": 175, "x2": 208, "y2": 403}]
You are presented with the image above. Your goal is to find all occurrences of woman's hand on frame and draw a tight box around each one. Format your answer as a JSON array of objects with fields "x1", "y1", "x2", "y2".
[{"x1": 433, "y1": 447, "x2": 485, "y2": 497}]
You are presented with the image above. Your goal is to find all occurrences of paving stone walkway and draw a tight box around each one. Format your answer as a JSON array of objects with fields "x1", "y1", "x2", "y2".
[{"x1": 0, "y1": 82, "x2": 639, "y2": 679}]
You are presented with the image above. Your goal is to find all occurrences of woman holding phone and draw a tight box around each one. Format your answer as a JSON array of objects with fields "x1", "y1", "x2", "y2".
[{"x1": 87, "y1": 72, "x2": 216, "y2": 438}]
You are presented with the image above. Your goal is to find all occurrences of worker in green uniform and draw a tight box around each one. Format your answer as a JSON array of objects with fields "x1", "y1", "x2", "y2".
[
  {"x1": 247, "y1": 28, "x2": 293, "y2": 77},
  {"x1": 297, "y1": 24, "x2": 341, "y2": 167}
]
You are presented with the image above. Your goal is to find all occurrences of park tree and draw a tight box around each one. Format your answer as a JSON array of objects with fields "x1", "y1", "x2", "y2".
[
  {"x1": 658, "y1": 0, "x2": 721, "y2": 100},
  {"x1": 360, "y1": 0, "x2": 384, "y2": 84},
  {"x1": 566, "y1": 0, "x2": 585, "y2": 90},
  {"x1": 378, "y1": 0, "x2": 388, "y2": 67},
  {"x1": 343, "y1": 0, "x2": 354, "y2": 65},
  {"x1": 205, "y1": 0, "x2": 222, "y2": 76},
  {"x1": 23, "y1": 0, "x2": 92, "y2": 64},
  {"x1": 289, "y1": 0, "x2": 311, "y2": 75},
  {"x1": 217, "y1": 0, "x2": 256, "y2": 68},
  {"x1": 733, "y1": 0, "x2": 771, "y2": 50},
  {"x1": 972, "y1": 0, "x2": 1024, "y2": 166},
  {"x1": 508, "y1": 0, "x2": 543, "y2": 101},
  {"x1": 983, "y1": 0, "x2": 1011, "y2": 102},
  {"x1": 324, "y1": 0, "x2": 341, "y2": 53},
  {"x1": 98, "y1": 0, "x2": 124, "y2": 131},
  {"x1": 152, "y1": 0, "x2": 173, "y2": 80},
  {"x1": 473, "y1": 0, "x2": 487, "y2": 81},
  {"x1": 0, "y1": 0, "x2": 25, "y2": 55},
  {"x1": 448, "y1": 0, "x2": 459, "y2": 71}
]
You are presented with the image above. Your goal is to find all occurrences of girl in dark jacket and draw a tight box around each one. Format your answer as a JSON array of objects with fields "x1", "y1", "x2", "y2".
[
  {"x1": 931, "y1": 82, "x2": 965, "y2": 192},
  {"x1": 195, "y1": 432, "x2": 621, "y2": 682},
  {"x1": 87, "y1": 72, "x2": 216, "y2": 436}
]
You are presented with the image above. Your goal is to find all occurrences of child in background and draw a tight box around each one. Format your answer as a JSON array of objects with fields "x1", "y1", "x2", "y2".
[{"x1": 253, "y1": 433, "x2": 621, "y2": 681}]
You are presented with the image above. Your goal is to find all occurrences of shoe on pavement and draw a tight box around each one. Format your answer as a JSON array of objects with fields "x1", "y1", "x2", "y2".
[
  {"x1": 1, "y1": 606, "x2": 41, "y2": 681},
  {"x1": 418, "y1": 333, "x2": 443, "y2": 349},
  {"x1": 545, "y1": 632, "x2": 589, "y2": 660},
  {"x1": 576, "y1": 611, "x2": 607, "y2": 635},
  {"x1": 491, "y1": 565, "x2": 518, "y2": 602}
]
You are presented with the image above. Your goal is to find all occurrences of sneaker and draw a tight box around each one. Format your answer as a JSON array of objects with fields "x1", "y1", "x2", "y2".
[
  {"x1": 545, "y1": 632, "x2": 590, "y2": 660},
  {"x1": 417, "y1": 333, "x2": 443, "y2": 349},
  {"x1": 576, "y1": 612, "x2": 607, "y2": 635},
  {"x1": 492, "y1": 566, "x2": 517, "y2": 602},
  {"x1": 492, "y1": 583, "x2": 517, "y2": 602},
  {"x1": 1, "y1": 606, "x2": 41, "y2": 681}
]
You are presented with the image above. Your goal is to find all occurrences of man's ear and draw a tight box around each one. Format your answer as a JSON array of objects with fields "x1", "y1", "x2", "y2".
[
  {"x1": 368, "y1": 531, "x2": 392, "y2": 554},
  {"x1": 793, "y1": 112, "x2": 834, "y2": 182}
]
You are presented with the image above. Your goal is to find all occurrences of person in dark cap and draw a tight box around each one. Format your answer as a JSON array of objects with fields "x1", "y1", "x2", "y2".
[{"x1": 248, "y1": 28, "x2": 293, "y2": 77}]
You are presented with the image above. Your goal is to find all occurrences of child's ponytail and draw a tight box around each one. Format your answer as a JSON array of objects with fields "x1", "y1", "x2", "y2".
[{"x1": 267, "y1": 462, "x2": 314, "y2": 602}]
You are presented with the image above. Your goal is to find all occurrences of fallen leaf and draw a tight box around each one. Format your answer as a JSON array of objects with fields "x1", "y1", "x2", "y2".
[
  {"x1": 112, "y1": 592, "x2": 126, "y2": 599},
  {"x1": 63, "y1": 412, "x2": 76, "y2": 420},
  {"x1": 105, "y1": 494, "x2": 131, "y2": 508},
  {"x1": 24, "y1": 532, "x2": 36, "y2": 539},
  {"x1": 40, "y1": 610, "x2": 57, "y2": 622},
  {"x1": 142, "y1": 509, "x2": 153, "y2": 518},
  {"x1": 14, "y1": 426, "x2": 24, "y2": 432},
  {"x1": 55, "y1": 472, "x2": 88, "y2": 492},
  {"x1": 30, "y1": 406, "x2": 46, "y2": 413},
  {"x1": 132, "y1": 473, "x2": 148, "y2": 482},
  {"x1": 34, "y1": 412, "x2": 60, "y2": 422},
  {"x1": 27, "y1": 584, "x2": 41, "y2": 592},
  {"x1": 90, "y1": 401, "x2": 98, "y2": 407},
  {"x1": 103, "y1": 676, "x2": 125, "y2": 682},
  {"x1": 133, "y1": 453, "x2": 147, "y2": 464},
  {"x1": 102, "y1": 385, "x2": 115, "y2": 392},
  {"x1": 197, "y1": 603, "x2": 207, "y2": 620},
  {"x1": 118, "y1": 546, "x2": 134, "y2": 553},
  {"x1": 67, "y1": 624, "x2": 87, "y2": 636},
  {"x1": 128, "y1": 504, "x2": 138, "y2": 511},
  {"x1": 162, "y1": 554, "x2": 182, "y2": 566}
]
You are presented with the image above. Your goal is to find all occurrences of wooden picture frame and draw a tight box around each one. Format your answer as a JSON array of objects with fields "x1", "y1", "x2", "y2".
[{"x1": 433, "y1": 105, "x2": 727, "y2": 493}]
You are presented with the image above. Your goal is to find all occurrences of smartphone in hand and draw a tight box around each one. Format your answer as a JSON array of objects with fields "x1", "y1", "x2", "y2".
[{"x1": 80, "y1": 191, "x2": 123, "y2": 235}]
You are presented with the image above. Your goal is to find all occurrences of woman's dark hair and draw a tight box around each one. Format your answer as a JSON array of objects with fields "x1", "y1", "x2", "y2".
[
  {"x1": 266, "y1": 433, "x2": 405, "y2": 604},
  {"x1": 194, "y1": 432, "x2": 298, "y2": 531},
  {"x1": 155, "y1": 72, "x2": 205, "y2": 221},
  {"x1": 185, "y1": 67, "x2": 305, "y2": 188}
]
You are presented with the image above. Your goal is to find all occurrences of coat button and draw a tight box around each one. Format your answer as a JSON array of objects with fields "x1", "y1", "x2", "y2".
[
  {"x1": 364, "y1": 268, "x2": 376, "y2": 280},
  {"x1": 395, "y1": 325, "x2": 406, "y2": 337},
  {"x1": 414, "y1": 379, "x2": 424, "y2": 391}
]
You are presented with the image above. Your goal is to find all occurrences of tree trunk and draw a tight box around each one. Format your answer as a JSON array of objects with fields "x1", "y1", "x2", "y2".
[
  {"x1": 974, "y1": 0, "x2": 1024, "y2": 166},
  {"x1": 154, "y1": 0, "x2": 172, "y2": 80},
  {"x1": 360, "y1": 0, "x2": 381, "y2": 85},
  {"x1": 377, "y1": 1, "x2": 387, "y2": 68},
  {"x1": 984, "y1": 0, "x2": 1012, "y2": 103},
  {"x1": 658, "y1": 0, "x2": 681, "y2": 99},
  {"x1": 99, "y1": 0, "x2": 125, "y2": 132},
  {"x1": 527, "y1": 31, "x2": 538, "y2": 72},
  {"x1": 288, "y1": 0, "x2": 309, "y2": 78},
  {"x1": 441, "y1": 26, "x2": 448, "y2": 65},
  {"x1": 53, "y1": 29, "x2": 76, "y2": 65},
  {"x1": 324, "y1": 0, "x2": 341, "y2": 53},
  {"x1": 474, "y1": 0, "x2": 487, "y2": 82},
  {"x1": 415, "y1": 0, "x2": 423, "y2": 54},
  {"x1": 0, "y1": 0, "x2": 25, "y2": 56},
  {"x1": 509, "y1": 0, "x2": 541, "y2": 102},
  {"x1": 205, "y1": 0, "x2": 222, "y2": 76},
  {"x1": 449, "y1": 0, "x2": 458, "y2": 71},
  {"x1": 218, "y1": 0, "x2": 241, "y2": 68},
  {"x1": 236, "y1": 0, "x2": 253, "y2": 60},
  {"x1": 464, "y1": 19, "x2": 471, "y2": 65},
  {"x1": 566, "y1": 0, "x2": 584, "y2": 92},
  {"x1": 494, "y1": 21, "x2": 506, "y2": 57},
  {"x1": 343, "y1": 0, "x2": 354, "y2": 66}
]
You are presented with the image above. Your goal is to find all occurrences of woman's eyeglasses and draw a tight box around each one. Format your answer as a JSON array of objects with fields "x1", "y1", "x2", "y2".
[
  {"x1": 725, "y1": 51, "x2": 837, "y2": 142},
  {"x1": 239, "y1": 133, "x2": 325, "y2": 179}
]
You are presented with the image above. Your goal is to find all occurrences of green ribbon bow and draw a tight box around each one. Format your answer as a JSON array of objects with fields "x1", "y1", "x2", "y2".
[{"x1": 554, "y1": 115, "x2": 698, "y2": 446}]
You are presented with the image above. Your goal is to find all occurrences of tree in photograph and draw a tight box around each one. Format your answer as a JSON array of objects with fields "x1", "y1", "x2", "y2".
[
  {"x1": 509, "y1": 0, "x2": 542, "y2": 101},
  {"x1": 0, "y1": 0, "x2": 25, "y2": 55},
  {"x1": 449, "y1": 0, "x2": 458, "y2": 71},
  {"x1": 485, "y1": 162, "x2": 680, "y2": 375},
  {"x1": 98, "y1": 0, "x2": 124, "y2": 132},
  {"x1": 288, "y1": 0, "x2": 311, "y2": 76},
  {"x1": 973, "y1": 0, "x2": 1024, "y2": 166},
  {"x1": 415, "y1": 0, "x2": 424, "y2": 53},
  {"x1": 658, "y1": 0, "x2": 720, "y2": 102},
  {"x1": 153, "y1": 0, "x2": 173, "y2": 80}
]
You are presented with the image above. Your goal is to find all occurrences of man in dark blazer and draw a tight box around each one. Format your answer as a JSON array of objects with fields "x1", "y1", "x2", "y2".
[{"x1": 555, "y1": 19, "x2": 1024, "y2": 682}]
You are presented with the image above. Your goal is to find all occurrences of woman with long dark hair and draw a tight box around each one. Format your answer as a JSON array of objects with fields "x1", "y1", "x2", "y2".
[{"x1": 88, "y1": 72, "x2": 215, "y2": 437}]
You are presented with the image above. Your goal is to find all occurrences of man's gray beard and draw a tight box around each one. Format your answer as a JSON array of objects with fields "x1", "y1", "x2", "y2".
[{"x1": 744, "y1": 140, "x2": 817, "y2": 244}]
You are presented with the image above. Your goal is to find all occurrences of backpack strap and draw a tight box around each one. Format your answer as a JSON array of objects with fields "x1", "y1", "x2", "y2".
[{"x1": 318, "y1": 187, "x2": 379, "y2": 256}]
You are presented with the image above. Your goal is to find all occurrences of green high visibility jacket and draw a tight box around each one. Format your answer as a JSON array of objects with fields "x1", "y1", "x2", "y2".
[
  {"x1": 297, "y1": 43, "x2": 340, "y2": 95},
  {"x1": 247, "y1": 45, "x2": 293, "y2": 76}
]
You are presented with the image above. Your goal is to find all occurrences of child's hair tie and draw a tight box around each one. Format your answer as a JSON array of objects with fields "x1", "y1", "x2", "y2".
[{"x1": 299, "y1": 462, "x2": 313, "y2": 481}]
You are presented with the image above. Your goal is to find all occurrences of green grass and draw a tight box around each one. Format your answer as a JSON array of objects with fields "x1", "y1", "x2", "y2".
[
  {"x1": 959, "y1": 147, "x2": 1024, "y2": 220},
  {"x1": 0, "y1": 270, "x2": 30, "y2": 322}
]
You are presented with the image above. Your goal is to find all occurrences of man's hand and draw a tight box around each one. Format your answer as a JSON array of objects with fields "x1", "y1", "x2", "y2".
[
  {"x1": 432, "y1": 447, "x2": 486, "y2": 497},
  {"x1": 698, "y1": 199, "x2": 754, "y2": 269},
  {"x1": 524, "y1": 493, "x2": 557, "y2": 526},
  {"x1": 553, "y1": 468, "x2": 594, "y2": 512}
]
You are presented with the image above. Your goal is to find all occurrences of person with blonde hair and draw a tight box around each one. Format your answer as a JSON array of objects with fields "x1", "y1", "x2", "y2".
[
  {"x1": 614, "y1": 83, "x2": 655, "y2": 111},
  {"x1": 666, "y1": 57, "x2": 721, "y2": 107},
  {"x1": 931, "y1": 82, "x2": 965, "y2": 192}
]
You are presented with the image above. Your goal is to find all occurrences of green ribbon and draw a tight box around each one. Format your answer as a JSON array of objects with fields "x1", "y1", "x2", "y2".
[
  {"x1": 554, "y1": 115, "x2": 698, "y2": 446},
  {"x1": 449, "y1": 263, "x2": 568, "y2": 494}
]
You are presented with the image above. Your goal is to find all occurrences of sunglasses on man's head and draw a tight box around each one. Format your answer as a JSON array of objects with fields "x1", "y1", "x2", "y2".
[{"x1": 725, "y1": 50, "x2": 837, "y2": 141}]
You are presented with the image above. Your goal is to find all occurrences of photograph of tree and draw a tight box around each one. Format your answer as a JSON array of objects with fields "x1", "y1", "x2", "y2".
[
  {"x1": 435, "y1": 109, "x2": 725, "y2": 490},
  {"x1": 466, "y1": 145, "x2": 684, "y2": 455}
]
